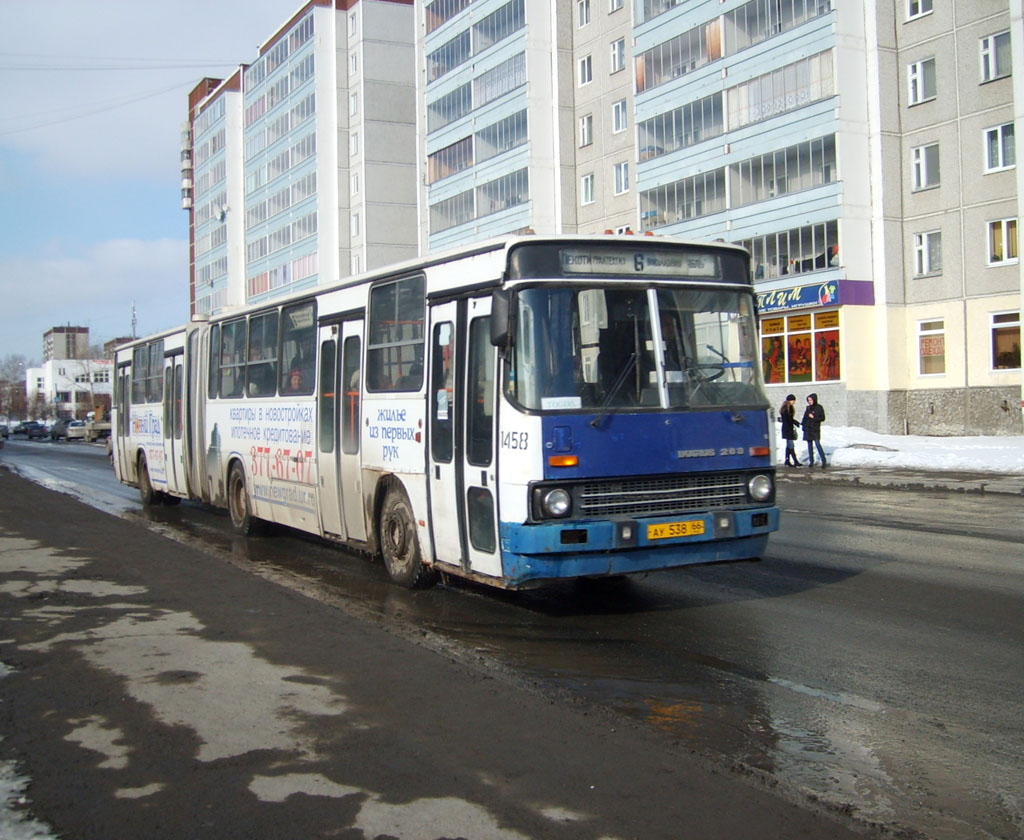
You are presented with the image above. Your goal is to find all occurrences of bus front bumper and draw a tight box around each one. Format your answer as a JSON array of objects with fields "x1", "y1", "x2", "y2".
[{"x1": 498, "y1": 507, "x2": 779, "y2": 586}]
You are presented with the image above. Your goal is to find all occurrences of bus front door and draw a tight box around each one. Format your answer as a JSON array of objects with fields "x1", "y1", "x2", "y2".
[{"x1": 428, "y1": 298, "x2": 500, "y2": 578}]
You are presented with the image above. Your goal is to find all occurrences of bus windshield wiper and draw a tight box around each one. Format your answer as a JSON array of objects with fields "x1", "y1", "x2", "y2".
[{"x1": 590, "y1": 352, "x2": 637, "y2": 428}]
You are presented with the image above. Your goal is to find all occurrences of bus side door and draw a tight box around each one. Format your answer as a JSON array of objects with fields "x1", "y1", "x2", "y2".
[
  {"x1": 115, "y1": 363, "x2": 132, "y2": 483},
  {"x1": 427, "y1": 302, "x2": 460, "y2": 566},
  {"x1": 162, "y1": 354, "x2": 187, "y2": 497}
]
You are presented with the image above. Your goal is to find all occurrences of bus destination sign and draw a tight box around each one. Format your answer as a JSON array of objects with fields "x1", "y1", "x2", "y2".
[{"x1": 560, "y1": 247, "x2": 716, "y2": 278}]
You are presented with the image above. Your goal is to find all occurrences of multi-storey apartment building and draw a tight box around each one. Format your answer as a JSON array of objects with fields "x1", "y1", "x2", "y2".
[
  {"x1": 183, "y1": 0, "x2": 417, "y2": 317},
  {"x1": 631, "y1": 0, "x2": 1022, "y2": 434}
]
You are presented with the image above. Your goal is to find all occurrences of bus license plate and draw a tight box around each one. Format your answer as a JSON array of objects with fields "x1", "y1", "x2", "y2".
[{"x1": 647, "y1": 520, "x2": 705, "y2": 540}]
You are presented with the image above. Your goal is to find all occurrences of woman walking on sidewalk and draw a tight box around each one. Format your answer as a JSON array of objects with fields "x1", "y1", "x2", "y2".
[
  {"x1": 779, "y1": 394, "x2": 802, "y2": 466},
  {"x1": 802, "y1": 393, "x2": 827, "y2": 468}
]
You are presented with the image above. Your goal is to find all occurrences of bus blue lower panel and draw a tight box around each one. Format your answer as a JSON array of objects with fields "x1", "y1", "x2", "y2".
[{"x1": 499, "y1": 507, "x2": 779, "y2": 586}]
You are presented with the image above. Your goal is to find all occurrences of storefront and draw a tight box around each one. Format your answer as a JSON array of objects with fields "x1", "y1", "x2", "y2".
[{"x1": 756, "y1": 279, "x2": 872, "y2": 386}]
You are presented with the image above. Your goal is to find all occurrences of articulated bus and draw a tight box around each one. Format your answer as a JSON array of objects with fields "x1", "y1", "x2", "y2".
[{"x1": 112, "y1": 236, "x2": 779, "y2": 589}]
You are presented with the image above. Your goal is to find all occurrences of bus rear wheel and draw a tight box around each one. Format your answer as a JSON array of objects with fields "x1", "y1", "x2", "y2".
[
  {"x1": 228, "y1": 463, "x2": 257, "y2": 536},
  {"x1": 138, "y1": 456, "x2": 160, "y2": 506},
  {"x1": 380, "y1": 487, "x2": 436, "y2": 589}
]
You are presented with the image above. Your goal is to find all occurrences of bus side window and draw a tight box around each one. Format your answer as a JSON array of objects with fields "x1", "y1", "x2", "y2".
[
  {"x1": 132, "y1": 347, "x2": 147, "y2": 404},
  {"x1": 220, "y1": 319, "x2": 247, "y2": 399},
  {"x1": 367, "y1": 275, "x2": 424, "y2": 391},
  {"x1": 280, "y1": 301, "x2": 316, "y2": 395},
  {"x1": 247, "y1": 310, "x2": 279, "y2": 397}
]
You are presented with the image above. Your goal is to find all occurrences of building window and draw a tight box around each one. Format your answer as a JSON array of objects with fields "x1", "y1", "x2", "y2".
[
  {"x1": 613, "y1": 161, "x2": 629, "y2": 195},
  {"x1": 981, "y1": 32, "x2": 1011, "y2": 82},
  {"x1": 349, "y1": 92, "x2": 359, "y2": 116},
  {"x1": 911, "y1": 143, "x2": 940, "y2": 190},
  {"x1": 612, "y1": 99, "x2": 627, "y2": 133},
  {"x1": 760, "y1": 311, "x2": 841, "y2": 384},
  {"x1": 351, "y1": 255, "x2": 361, "y2": 274},
  {"x1": 918, "y1": 320, "x2": 945, "y2": 375},
  {"x1": 610, "y1": 38, "x2": 626, "y2": 73},
  {"x1": 577, "y1": 0, "x2": 590, "y2": 27},
  {"x1": 578, "y1": 55, "x2": 592, "y2": 86},
  {"x1": 351, "y1": 213, "x2": 360, "y2": 237},
  {"x1": 351, "y1": 172, "x2": 360, "y2": 195},
  {"x1": 907, "y1": 0, "x2": 932, "y2": 19},
  {"x1": 581, "y1": 173, "x2": 595, "y2": 205},
  {"x1": 737, "y1": 220, "x2": 839, "y2": 280},
  {"x1": 350, "y1": 52, "x2": 359, "y2": 75},
  {"x1": 988, "y1": 218, "x2": 1018, "y2": 264},
  {"x1": 610, "y1": 0, "x2": 623, "y2": 11},
  {"x1": 579, "y1": 113, "x2": 593, "y2": 147},
  {"x1": 985, "y1": 124, "x2": 1015, "y2": 172},
  {"x1": 350, "y1": 133, "x2": 359, "y2": 157},
  {"x1": 913, "y1": 231, "x2": 942, "y2": 276},
  {"x1": 992, "y1": 312, "x2": 1021, "y2": 370},
  {"x1": 908, "y1": 58, "x2": 936, "y2": 105}
]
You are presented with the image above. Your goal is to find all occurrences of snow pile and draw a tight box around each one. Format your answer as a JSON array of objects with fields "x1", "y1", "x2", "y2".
[{"x1": 778, "y1": 425, "x2": 1024, "y2": 474}]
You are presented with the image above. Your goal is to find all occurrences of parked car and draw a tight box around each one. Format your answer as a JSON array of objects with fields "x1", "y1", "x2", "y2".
[
  {"x1": 66, "y1": 420, "x2": 88, "y2": 441},
  {"x1": 50, "y1": 419, "x2": 71, "y2": 440},
  {"x1": 18, "y1": 421, "x2": 48, "y2": 439},
  {"x1": 11, "y1": 422, "x2": 28, "y2": 436},
  {"x1": 0, "y1": 424, "x2": 8, "y2": 439}
]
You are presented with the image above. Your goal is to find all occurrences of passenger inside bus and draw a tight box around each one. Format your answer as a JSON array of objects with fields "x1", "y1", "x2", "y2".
[{"x1": 285, "y1": 368, "x2": 304, "y2": 393}]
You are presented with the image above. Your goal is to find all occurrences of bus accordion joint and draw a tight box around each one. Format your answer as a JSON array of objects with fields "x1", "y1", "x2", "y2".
[{"x1": 548, "y1": 455, "x2": 579, "y2": 467}]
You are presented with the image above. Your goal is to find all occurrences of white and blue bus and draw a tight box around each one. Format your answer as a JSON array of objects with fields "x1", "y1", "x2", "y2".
[{"x1": 113, "y1": 236, "x2": 779, "y2": 589}]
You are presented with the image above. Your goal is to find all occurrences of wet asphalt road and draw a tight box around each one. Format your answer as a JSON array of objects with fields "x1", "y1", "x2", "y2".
[{"x1": 1, "y1": 438, "x2": 1022, "y2": 840}]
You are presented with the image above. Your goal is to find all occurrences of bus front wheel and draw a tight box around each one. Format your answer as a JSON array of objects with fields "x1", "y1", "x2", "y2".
[
  {"x1": 228, "y1": 463, "x2": 257, "y2": 536},
  {"x1": 379, "y1": 487, "x2": 436, "y2": 589}
]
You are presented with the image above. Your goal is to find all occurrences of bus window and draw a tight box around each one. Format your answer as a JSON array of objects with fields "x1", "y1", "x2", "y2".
[
  {"x1": 220, "y1": 319, "x2": 247, "y2": 399},
  {"x1": 131, "y1": 347, "x2": 147, "y2": 403},
  {"x1": 208, "y1": 324, "x2": 220, "y2": 399},
  {"x1": 341, "y1": 335, "x2": 360, "y2": 454},
  {"x1": 319, "y1": 339, "x2": 336, "y2": 453},
  {"x1": 280, "y1": 301, "x2": 316, "y2": 395},
  {"x1": 163, "y1": 366, "x2": 173, "y2": 438},
  {"x1": 367, "y1": 275, "x2": 424, "y2": 391},
  {"x1": 430, "y1": 321, "x2": 454, "y2": 463},
  {"x1": 467, "y1": 316, "x2": 493, "y2": 467},
  {"x1": 247, "y1": 310, "x2": 279, "y2": 397},
  {"x1": 174, "y1": 361, "x2": 183, "y2": 440},
  {"x1": 147, "y1": 341, "x2": 164, "y2": 403}
]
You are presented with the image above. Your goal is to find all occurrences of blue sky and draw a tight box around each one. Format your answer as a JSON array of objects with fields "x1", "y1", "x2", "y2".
[{"x1": 0, "y1": 0, "x2": 296, "y2": 361}]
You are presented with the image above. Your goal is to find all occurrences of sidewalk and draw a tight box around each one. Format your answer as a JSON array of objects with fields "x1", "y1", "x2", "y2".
[{"x1": 775, "y1": 425, "x2": 1024, "y2": 496}]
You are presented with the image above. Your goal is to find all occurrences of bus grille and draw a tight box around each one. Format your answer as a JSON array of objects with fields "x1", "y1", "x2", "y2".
[{"x1": 578, "y1": 473, "x2": 747, "y2": 518}]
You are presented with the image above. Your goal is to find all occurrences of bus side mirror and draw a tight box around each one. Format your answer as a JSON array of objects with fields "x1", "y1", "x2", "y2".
[{"x1": 491, "y1": 288, "x2": 512, "y2": 349}]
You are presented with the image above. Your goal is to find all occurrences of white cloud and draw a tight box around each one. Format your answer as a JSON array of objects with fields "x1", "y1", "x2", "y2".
[{"x1": 0, "y1": 238, "x2": 189, "y2": 357}]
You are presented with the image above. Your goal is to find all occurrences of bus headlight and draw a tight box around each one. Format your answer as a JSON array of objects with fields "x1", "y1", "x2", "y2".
[
  {"x1": 748, "y1": 474, "x2": 773, "y2": 502},
  {"x1": 542, "y1": 488, "x2": 572, "y2": 518}
]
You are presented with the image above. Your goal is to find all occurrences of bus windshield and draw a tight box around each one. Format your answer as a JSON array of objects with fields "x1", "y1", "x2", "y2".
[{"x1": 509, "y1": 285, "x2": 766, "y2": 412}]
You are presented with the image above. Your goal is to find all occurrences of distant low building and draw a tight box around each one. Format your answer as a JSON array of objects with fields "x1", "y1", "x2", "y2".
[{"x1": 26, "y1": 358, "x2": 114, "y2": 420}]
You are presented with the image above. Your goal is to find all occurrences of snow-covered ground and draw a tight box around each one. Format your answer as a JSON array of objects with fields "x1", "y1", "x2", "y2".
[{"x1": 779, "y1": 425, "x2": 1024, "y2": 474}]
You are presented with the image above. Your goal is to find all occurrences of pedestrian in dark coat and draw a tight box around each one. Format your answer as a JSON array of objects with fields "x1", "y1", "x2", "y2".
[
  {"x1": 801, "y1": 393, "x2": 827, "y2": 467},
  {"x1": 779, "y1": 394, "x2": 802, "y2": 466}
]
